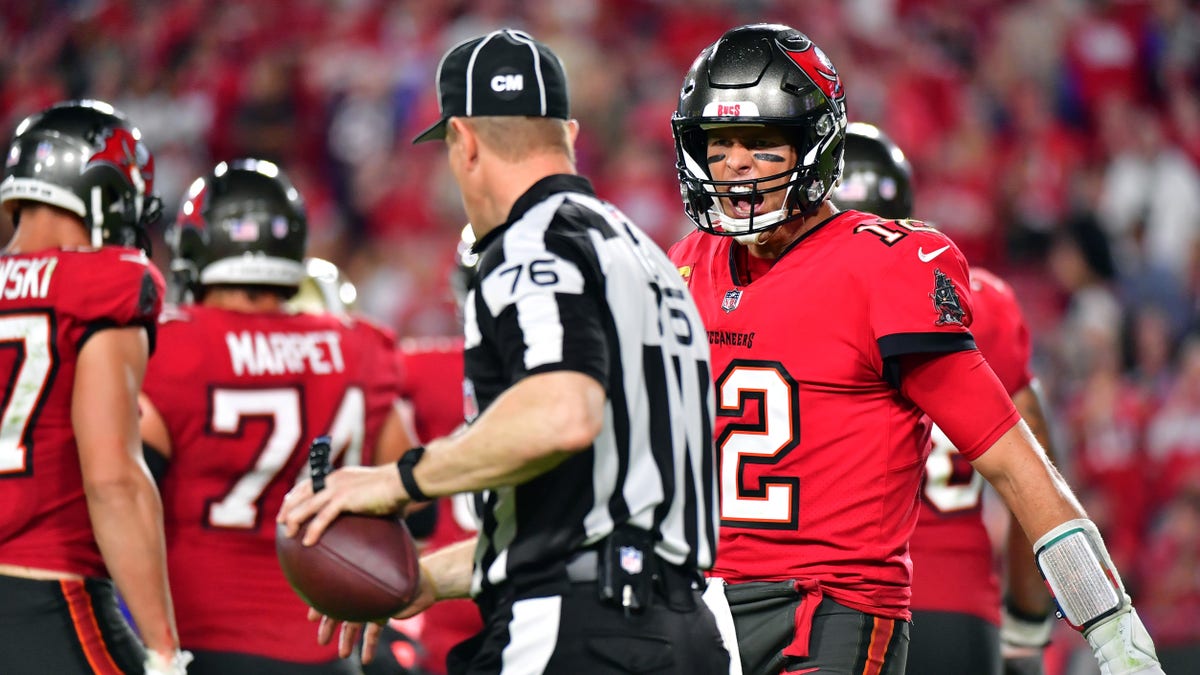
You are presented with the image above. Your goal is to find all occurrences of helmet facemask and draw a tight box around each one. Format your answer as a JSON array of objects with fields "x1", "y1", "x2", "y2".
[
  {"x1": 674, "y1": 115, "x2": 844, "y2": 242},
  {"x1": 672, "y1": 24, "x2": 848, "y2": 240}
]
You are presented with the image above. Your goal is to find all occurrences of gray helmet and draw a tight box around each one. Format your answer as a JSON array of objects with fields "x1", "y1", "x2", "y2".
[
  {"x1": 673, "y1": 24, "x2": 848, "y2": 237},
  {"x1": 834, "y1": 122, "x2": 913, "y2": 220},
  {"x1": 168, "y1": 158, "x2": 307, "y2": 301},
  {"x1": 1, "y1": 99, "x2": 161, "y2": 251}
]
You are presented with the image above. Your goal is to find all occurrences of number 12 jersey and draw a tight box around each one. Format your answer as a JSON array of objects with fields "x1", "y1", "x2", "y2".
[{"x1": 668, "y1": 210, "x2": 980, "y2": 619}]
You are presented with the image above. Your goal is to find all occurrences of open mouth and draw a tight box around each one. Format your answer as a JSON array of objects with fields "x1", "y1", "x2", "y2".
[{"x1": 724, "y1": 187, "x2": 764, "y2": 218}]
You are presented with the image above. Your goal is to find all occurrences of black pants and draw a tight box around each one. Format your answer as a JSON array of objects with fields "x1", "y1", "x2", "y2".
[
  {"x1": 187, "y1": 649, "x2": 362, "y2": 675},
  {"x1": 0, "y1": 574, "x2": 145, "y2": 674},
  {"x1": 726, "y1": 582, "x2": 909, "y2": 675},
  {"x1": 907, "y1": 610, "x2": 1000, "y2": 675},
  {"x1": 448, "y1": 582, "x2": 729, "y2": 674}
]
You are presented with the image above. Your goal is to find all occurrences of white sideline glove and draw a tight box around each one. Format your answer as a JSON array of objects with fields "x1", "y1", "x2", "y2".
[
  {"x1": 1083, "y1": 608, "x2": 1164, "y2": 675},
  {"x1": 144, "y1": 649, "x2": 193, "y2": 675}
]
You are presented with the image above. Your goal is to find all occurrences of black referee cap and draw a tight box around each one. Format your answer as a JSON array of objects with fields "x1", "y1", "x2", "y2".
[{"x1": 412, "y1": 28, "x2": 570, "y2": 144}]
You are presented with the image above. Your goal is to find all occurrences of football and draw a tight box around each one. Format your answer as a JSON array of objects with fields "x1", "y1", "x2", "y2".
[{"x1": 276, "y1": 514, "x2": 421, "y2": 623}]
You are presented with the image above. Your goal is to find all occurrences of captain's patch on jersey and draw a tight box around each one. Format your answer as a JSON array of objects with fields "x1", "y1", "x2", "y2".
[{"x1": 929, "y1": 268, "x2": 965, "y2": 326}]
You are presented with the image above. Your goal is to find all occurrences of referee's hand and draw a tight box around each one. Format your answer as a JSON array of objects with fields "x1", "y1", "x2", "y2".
[{"x1": 277, "y1": 465, "x2": 408, "y2": 545}]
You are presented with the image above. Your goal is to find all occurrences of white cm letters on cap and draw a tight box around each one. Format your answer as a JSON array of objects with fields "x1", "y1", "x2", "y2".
[{"x1": 491, "y1": 74, "x2": 524, "y2": 92}]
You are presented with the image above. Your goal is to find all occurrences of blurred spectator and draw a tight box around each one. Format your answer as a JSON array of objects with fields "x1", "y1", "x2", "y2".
[
  {"x1": 1136, "y1": 486, "x2": 1200, "y2": 673},
  {"x1": 996, "y1": 81, "x2": 1087, "y2": 260},
  {"x1": 1048, "y1": 213, "x2": 1122, "y2": 389},
  {"x1": 1096, "y1": 97, "x2": 1200, "y2": 291},
  {"x1": 1060, "y1": 0, "x2": 1151, "y2": 127},
  {"x1": 1126, "y1": 304, "x2": 1181, "y2": 405},
  {"x1": 1146, "y1": 334, "x2": 1200, "y2": 511}
]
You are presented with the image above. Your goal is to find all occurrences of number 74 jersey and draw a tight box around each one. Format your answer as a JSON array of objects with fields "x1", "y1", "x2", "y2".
[
  {"x1": 668, "y1": 210, "x2": 977, "y2": 620},
  {"x1": 142, "y1": 304, "x2": 401, "y2": 662}
]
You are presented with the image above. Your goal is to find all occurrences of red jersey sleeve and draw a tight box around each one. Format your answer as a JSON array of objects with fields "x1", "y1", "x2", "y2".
[
  {"x1": 968, "y1": 268, "x2": 1033, "y2": 396},
  {"x1": 865, "y1": 227, "x2": 976, "y2": 363},
  {"x1": 72, "y1": 247, "x2": 165, "y2": 353}
]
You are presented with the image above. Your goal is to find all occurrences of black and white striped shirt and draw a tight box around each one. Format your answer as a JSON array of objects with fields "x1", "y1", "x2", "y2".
[{"x1": 461, "y1": 174, "x2": 716, "y2": 598}]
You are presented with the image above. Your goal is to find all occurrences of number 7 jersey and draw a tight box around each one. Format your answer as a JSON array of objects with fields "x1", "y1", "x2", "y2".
[
  {"x1": 0, "y1": 247, "x2": 163, "y2": 578},
  {"x1": 142, "y1": 304, "x2": 401, "y2": 662},
  {"x1": 668, "y1": 210, "x2": 977, "y2": 620}
]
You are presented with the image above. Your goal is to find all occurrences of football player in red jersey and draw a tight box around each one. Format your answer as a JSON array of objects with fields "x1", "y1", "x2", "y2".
[
  {"x1": 0, "y1": 100, "x2": 189, "y2": 675},
  {"x1": 384, "y1": 226, "x2": 482, "y2": 675},
  {"x1": 835, "y1": 123, "x2": 1058, "y2": 675},
  {"x1": 668, "y1": 24, "x2": 1162, "y2": 675},
  {"x1": 137, "y1": 159, "x2": 413, "y2": 675}
]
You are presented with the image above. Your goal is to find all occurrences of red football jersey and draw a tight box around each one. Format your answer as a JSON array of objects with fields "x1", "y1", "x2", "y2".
[
  {"x1": 669, "y1": 211, "x2": 976, "y2": 619},
  {"x1": 909, "y1": 267, "x2": 1033, "y2": 624},
  {"x1": 393, "y1": 337, "x2": 481, "y2": 675},
  {"x1": 0, "y1": 247, "x2": 163, "y2": 578},
  {"x1": 396, "y1": 336, "x2": 467, "y2": 444},
  {"x1": 143, "y1": 305, "x2": 401, "y2": 662}
]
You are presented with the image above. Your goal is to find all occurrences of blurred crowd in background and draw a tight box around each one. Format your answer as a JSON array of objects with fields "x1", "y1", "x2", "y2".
[{"x1": 2, "y1": 0, "x2": 1199, "y2": 672}]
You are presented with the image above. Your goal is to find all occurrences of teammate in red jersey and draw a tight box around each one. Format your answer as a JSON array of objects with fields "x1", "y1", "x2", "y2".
[
  {"x1": 383, "y1": 227, "x2": 481, "y2": 675},
  {"x1": 835, "y1": 123, "x2": 1057, "y2": 675},
  {"x1": 669, "y1": 23, "x2": 1162, "y2": 675},
  {"x1": 0, "y1": 100, "x2": 189, "y2": 675},
  {"x1": 138, "y1": 159, "x2": 413, "y2": 675}
]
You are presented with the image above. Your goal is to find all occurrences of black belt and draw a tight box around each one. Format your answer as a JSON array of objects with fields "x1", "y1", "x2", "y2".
[
  {"x1": 565, "y1": 547, "x2": 703, "y2": 608},
  {"x1": 565, "y1": 549, "x2": 601, "y2": 582}
]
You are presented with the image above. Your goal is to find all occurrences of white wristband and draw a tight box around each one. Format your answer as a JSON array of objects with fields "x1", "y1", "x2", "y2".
[
  {"x1": 1034, "y1": 519, "x2": 1126, "y2": 630},
  {"x1": 1001, "y1": 602, "x2": 1055, "y2": 648},
  {"x1": 144, "y1": 649, "x2": 193, "y2": 675}
]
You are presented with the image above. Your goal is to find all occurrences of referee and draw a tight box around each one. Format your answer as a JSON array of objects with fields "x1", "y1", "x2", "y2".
[{"x1": 279, "y1": 28, "x2": 729, "y2": 674}]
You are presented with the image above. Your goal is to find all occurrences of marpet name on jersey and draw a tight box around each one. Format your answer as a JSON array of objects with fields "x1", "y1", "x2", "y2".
[
  {"x1": 0, "y1": 256, "x2": 58, "y2": 300},
  {"x1": 707, "y1": 329, "x2": 755, "y2": 349},
  {"x1": 226, "y1": 330, "x2": 345, "y2": 377}
]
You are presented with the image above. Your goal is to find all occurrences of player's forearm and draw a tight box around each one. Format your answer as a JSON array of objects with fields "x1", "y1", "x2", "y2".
[
  {"x1": 972, "y1": 422, "x2": 1086, "y2": 543},
  {"x1": 85, "y1": 470, "x2": 179, "y2": 654},
  {"x1": 413, "y1": 371, "x2": 603, "y2": 497},
  {"x1": 421, "y1": 538, "x2": 477, "y2": 601},
  {"x1": 1006, "y1": 384, "x2": 1057, "y2": 616}
]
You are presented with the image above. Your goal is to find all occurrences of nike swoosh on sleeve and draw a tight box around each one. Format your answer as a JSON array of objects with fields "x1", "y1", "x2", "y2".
[{"x1": 917, "y1": 245, "x2": 950, "y2": 263}]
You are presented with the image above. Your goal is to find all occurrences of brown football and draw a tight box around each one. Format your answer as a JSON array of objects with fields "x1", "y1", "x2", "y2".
[{"x1": 276, "y1": 514, "x2": 421, "y2": 622}]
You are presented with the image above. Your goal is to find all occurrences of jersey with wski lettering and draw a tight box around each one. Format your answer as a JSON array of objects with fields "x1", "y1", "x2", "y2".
[
  {"x1": 910, "y1": 267, "x2": 1033, "y2": 624},
  {"x1": 393, "y1": 336, "x2": 482, "y2": 675},
  {"x1": 0, "y1": 247, "x2": 163, "y2": 578},
  {"x1": 668, "y1": 211, "x2": 976, "y2": 619},
  {"x1": 143, "y1": 305, "x2": 400, "y2": 662}
]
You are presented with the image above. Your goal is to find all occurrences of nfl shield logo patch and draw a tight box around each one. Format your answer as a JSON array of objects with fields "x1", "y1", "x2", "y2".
[
  {"x1": 619, "y1": 546, "x2": 643, "y2": 575},
  {"x1": 722, "y1": 289, "x2": 743, "y2": 313}
]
